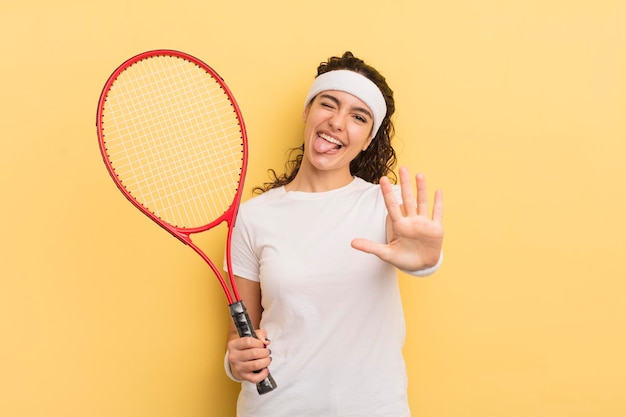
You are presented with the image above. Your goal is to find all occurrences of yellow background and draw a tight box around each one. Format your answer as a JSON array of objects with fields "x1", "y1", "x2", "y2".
[{"x1": 1, "y1": 0, "x2": 625, "y2": 416}]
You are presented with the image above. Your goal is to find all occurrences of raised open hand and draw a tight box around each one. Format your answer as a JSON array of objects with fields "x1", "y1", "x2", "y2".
[{"x1": 351, "y1": 167, "x2": 444, "y2": 272}]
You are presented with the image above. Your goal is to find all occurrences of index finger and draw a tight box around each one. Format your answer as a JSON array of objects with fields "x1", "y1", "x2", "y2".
[{"x1": 380, "y1": 175, "x2": 402, "y2": 221}]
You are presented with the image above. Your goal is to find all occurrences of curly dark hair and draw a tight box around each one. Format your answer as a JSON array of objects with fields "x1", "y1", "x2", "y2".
[{"x1": 253, "y1": 51, "x2": 397, "y2": 193}]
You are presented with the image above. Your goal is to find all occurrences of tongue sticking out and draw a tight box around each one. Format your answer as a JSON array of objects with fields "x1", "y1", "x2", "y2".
[{"x1": 314, "y1": 135, "x2": 341, "y2": 153}]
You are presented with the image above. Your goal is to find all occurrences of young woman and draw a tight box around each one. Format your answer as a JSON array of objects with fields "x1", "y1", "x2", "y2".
[{"x1": 224, "y1": 52, "x2": 444, "y2": 417}]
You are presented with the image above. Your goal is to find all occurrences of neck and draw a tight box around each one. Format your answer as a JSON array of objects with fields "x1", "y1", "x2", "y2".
[{"x1": 285, "y1": 163, "x2": 354, "y2": 193}]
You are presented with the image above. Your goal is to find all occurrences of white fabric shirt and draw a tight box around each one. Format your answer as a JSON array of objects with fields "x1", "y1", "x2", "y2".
[{"x1": 229, "y1": 177, "x2": 413, "y2": 417}]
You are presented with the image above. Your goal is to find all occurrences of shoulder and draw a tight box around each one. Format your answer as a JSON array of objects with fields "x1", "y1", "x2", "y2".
[
  {"x1": 351, "y1": 177, "x2": 401, "y2": 200},
  {"x1": 236, "y1": 187, "x2": 286, "y2": 225},
  {"x1": 348, "y1": 177, "x2": 380, "y2": 194},
  {"x1": 240, "y1": 187, "x2": 285, "y2": 208}
]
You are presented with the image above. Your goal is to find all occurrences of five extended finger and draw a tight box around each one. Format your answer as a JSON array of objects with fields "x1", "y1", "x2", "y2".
[
  {"x1": 432, "y1": 188, "x2": 444, "y2": 223},
  {"x1": 399, "y1": 167, "x2": 417, "y2": 216},
  {"x1": 379, "y1": 175, "x2": 403, "y2": 221},
  {"x1": 415, "y1": 172, "x2": 430, "y2": 217}
]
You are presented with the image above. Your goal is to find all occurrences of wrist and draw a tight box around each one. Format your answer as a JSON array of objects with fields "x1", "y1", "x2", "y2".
[
  {"x1": 224, "y1": 350, "x2": 244, "y2": 382},
  {"x1": 402, "y1": 251, "x2": 443, "y2": 277}
]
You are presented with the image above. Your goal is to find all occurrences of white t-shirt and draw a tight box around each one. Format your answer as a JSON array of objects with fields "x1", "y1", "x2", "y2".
[{"x1": 229, "y1": 177, "x2": 412, "y2": 417}]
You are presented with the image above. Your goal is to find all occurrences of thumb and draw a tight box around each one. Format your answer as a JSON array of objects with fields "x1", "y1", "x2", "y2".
[
  {"x1": 255, "y1": 328, "x2": 271, "y2": 346},
  {"x1": 351, "y1": 238, "x2": 389, "y2": 258}
]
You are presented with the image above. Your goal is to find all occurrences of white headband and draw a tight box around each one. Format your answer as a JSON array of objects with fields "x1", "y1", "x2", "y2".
[{"x1": 304, "y1": 70, "x2": 387, "y2": 138}]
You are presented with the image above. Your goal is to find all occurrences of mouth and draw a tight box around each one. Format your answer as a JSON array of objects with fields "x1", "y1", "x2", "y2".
[{"x1": 317, "y1": 132, "x2": 343, "y2": 150}]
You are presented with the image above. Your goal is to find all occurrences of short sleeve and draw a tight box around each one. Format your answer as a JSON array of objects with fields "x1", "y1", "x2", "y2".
[{"x1": 224, "y1": 210, "x2": 260, "y2": 282}]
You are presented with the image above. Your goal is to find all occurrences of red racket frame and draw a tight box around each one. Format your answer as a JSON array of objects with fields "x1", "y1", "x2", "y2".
[
  {"x1": 96, "y1": 49, "x2": 247, "y2": 305},
  {"x1": 96, "y1": 50, "x2": 278, "y2": 394}
]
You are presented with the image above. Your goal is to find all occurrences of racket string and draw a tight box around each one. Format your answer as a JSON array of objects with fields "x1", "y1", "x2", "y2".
[{"x1": 102, "y1": 55, "x2": 245, "y2": 228}]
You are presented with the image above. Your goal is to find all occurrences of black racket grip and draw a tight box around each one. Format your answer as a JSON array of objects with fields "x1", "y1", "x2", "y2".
[{"x1": 229, "y1": 301, "x2": 277, "y2": 395}]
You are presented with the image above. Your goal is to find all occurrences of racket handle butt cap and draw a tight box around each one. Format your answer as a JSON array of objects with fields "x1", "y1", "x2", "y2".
[{"x1": 256, "y1": 373, "x2": 278, "y2": 395}]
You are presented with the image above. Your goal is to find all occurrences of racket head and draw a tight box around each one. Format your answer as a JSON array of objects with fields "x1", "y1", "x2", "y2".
[{"x1": 96, "y1": 50, "x2": 248, "y2": 237}]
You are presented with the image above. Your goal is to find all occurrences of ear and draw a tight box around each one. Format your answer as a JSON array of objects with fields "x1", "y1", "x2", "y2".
[
  {"x1": 302, "y1": 103, "x2": 311, "y2": 122},
  {"x1": 362, "y1": 136, "x2": 374, "y2": 152}
]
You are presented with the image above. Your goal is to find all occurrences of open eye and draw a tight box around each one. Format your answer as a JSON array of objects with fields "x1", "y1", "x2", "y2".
[{"x1": 353, "y1": 113, "x2": 370, "y2": 124}]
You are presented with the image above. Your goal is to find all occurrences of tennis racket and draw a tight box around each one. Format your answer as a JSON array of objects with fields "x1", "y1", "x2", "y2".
[{"x1": 96, "y1": 49, "x2": 277, "y2": 395}]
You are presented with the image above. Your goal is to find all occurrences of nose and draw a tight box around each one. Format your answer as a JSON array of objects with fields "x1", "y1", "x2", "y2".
[{"x1": 328, "y1": 112, "x2": 346, "y2": 131}]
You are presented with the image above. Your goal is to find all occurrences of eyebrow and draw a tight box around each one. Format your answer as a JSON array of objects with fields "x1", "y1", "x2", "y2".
[{"x1": 319, "y1": 93, "x2": 373, "y2": 120}]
